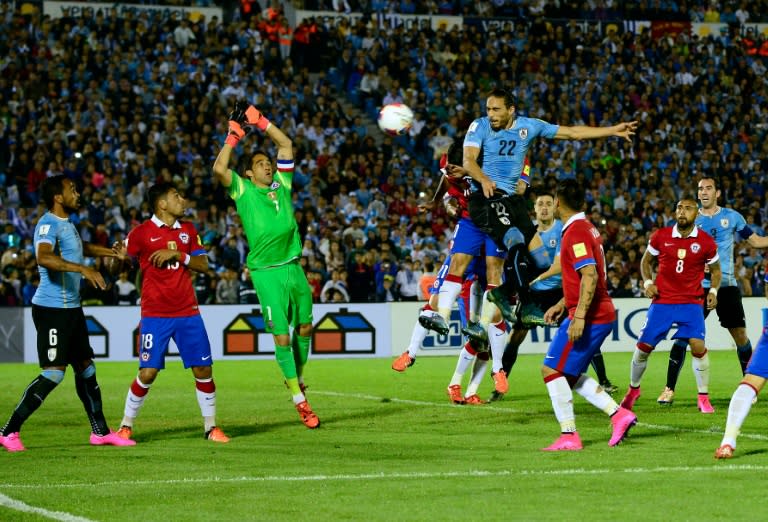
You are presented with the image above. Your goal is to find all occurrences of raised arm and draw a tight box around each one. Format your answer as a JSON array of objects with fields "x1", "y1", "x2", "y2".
[{"x1": 554, "y1": 121, "x2": 638, "y2": 142}]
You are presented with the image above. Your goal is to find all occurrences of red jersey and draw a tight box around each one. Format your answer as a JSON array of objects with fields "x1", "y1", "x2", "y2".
[
  {"x1": 560, "y1": 213, "x2": 615, "y2": 324},
  {"x1": 126, "y1": 216, "x2": 206, "y2": 317},
  {"x1": 444, "y1": 175, "x2": 472, "y2": 218},
  {"x1": 647, "y1": 225, "x2": 718, "y2": 304}
]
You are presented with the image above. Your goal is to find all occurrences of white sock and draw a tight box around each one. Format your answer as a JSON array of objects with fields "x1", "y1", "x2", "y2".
[
  {"x1": 630, "y1": 348, "x2": 650, "y2": 387},
  {"x1": 195, "y1": 378, "x2": 216, "y2": 431},
  {"x1": 450, "y1": 346, "x2": 475, "y2": 386},
  {"x1": 721, "y1": 383, "x2": 757, "y2": 448},
  {"x1": 488, "y1": 321, "x2": 508, "y2": 372},
  {"x1": 573, "y1": 374, "x2": 619, "y2": 416},
  {"x1": 292, "y1": 393, "x2": 306, "y2": 405},
  {"x1": 122, "y1": 377, "x2": 151, "y2": 427},
  {"x1": 407, "y1": 319, "x2": 429, "y2": 358},
  {"x1": 469, "y1": 280, "x2": 483, "y2": 322},
  {"x1": 466, "y1": 356, "x2": 489, "y2": 396},
  {"x1": 437, "y1": 280, "x2": 462, "y2": 320},
  {"x1": 546, "y1": 376, "x2": 576, "y2": 433},
  {"x1": 479, "y1": 290, "x2": 499, "y2": 328},
  {"x1": 691, "y1": 351, "x2": 710, "y2": 393}
]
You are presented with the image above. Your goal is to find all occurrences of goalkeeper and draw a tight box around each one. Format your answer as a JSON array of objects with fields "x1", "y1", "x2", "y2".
[{"x1": 212, "y1": 100, "x2": 319, "y2": 429}]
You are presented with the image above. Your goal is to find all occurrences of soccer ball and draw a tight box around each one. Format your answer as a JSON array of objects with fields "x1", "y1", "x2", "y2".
[{"x1": 377, "y1": 103, "x2": 414, "y2": 136}]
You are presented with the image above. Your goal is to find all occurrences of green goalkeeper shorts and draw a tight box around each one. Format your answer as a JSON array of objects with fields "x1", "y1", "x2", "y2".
[{"x1": 249, "y1": 261, "x2": 314, "y2": 335}]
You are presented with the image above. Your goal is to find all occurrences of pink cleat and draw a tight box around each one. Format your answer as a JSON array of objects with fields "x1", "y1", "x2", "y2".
[
  {"x1": 698, "y1": 394, "x2": 715, "y2": 414},
  {"x1": 542, "y1": 432, "x2": 583, "y2": 451},
  {"x1": 0, "y1": 432, "x2": 26, "y2": 452},
  {"x1": 714, "y1": 444, "x2": 734, "y2": 459},
  {"x1": 90, "y1": 431, "x2": 136, "y2": 447},
  {"x1": 620, "y1": 386, "x2": 641, "y2": 411},
  {"x1": 609, "y1": 407, "x2": 637, "y2": 446}
]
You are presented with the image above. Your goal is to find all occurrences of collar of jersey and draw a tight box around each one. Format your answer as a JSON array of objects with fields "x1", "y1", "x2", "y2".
[
  {"x1": 672, "y1": 224, "x2": 699, "y2": 238},
  {"x1": 562, "y1": 212, "x2": 586, "y2": 230},
  {"x1": 151, "y1": 215, "x2": 181, "y2": 229}
]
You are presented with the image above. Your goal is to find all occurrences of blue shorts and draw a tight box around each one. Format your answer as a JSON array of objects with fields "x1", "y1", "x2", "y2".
[
  {"x1": 138, "y1": 315, "x2": 212, "y2": 370},
  {"x1": 637, "y1": 303, "x2": 705, "y2": 349},
  {"x1": 543, "y1": 319, "x2": 614, "y2": 376},
  {"x1": 451, "y1": 217, "x2": 506, "y2": 259},
  {"x1": 746, "y1": 327, "x2": 768, "y2": 378}
]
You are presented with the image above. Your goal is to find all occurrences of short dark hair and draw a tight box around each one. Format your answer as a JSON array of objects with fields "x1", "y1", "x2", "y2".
[
  {"x1": 698, "y1": 174, "x2": 719, "y2": 191},
  {"x1": 41, "y1": 175, "x2": 67, "y2": 210},
  {"x1": 555, "y1": 179, "x2": 585, "y2": 212},
  {"x1": 678, "y1": 194, "x2": 698, "y2": 205},
  {"x1": 147, "y1": 182, "x2": 177, "y2": 212},
  {"x1": 237, "y1": 149, "x2": 272, "y2": 176},
  {"x1": 446, "y1": 139, "x2": 463, "y2": 165},
  {"x1": 486, "y1": 87, "x2": 516, "y2": 109}
]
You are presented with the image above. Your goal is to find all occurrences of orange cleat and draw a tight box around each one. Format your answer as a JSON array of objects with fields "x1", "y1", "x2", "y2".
[
  {"x1": 296, "y1": 401, "x2": 320, "y2": 429},
  {"x1": 205, "y1": 426, "x2": 230, "y2": 443},
  {"x1": 714, "y1": 444, "x2": 734, "y2": 459},
  {"x1": 492, "y1": 369, "x2": 509, "y2": 394},
  {"x1": 391, "y1": 351, "x2": 415, "y2": 372},
  {"x1": 116, "y1": 425, "x2": 133, "y2": 440},
  {"x1": 447, "y1": 384, "x2": 465, "y2": 404}
]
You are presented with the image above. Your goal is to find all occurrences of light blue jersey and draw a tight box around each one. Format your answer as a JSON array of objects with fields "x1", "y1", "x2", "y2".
[
  {"x1": 463, "y1": 115, "x2": 559, "y2": 195},
  {"x1": 32, "y1": 212, "x2": 83, "y2": 308},
  {"x1": 532, "y1": 220, "x2": 563, "y2": 291},
  {"x1": 696, "y1": 207, "x2": 752, "y2": 288}
]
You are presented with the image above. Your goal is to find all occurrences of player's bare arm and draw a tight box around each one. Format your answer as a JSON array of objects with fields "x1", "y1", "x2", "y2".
[
  {"x1": 706, "y1": 260, "x2": 722, "y2": 310},
  {"x1": 418, "y1": 175, "x2": 447, "y2": 214},
  {"x1": 36, "y1": 242, "x2": 106, "y2": 290},
  {"x1": 746, "y1": 232, "x2": 768, "y2": 249},
  {"x1": 554, "y1": 121, "x2": 638, "y2": 143},
  {"x1": 532, "y1": 255, "x2": 561, "y2": 284},
  {"x1": 569, "y1": 264, "x2": 598, "y2": 342},
  {"x1": 640, "y1": 249, "x2": 659, "y2": 299},
  {"x1": 212, "y1": 143, "x2": 234, "y2": 188},
  {"x1": 463, "y1": 145, "x2": 495, "y2": 198},
  {"x1": 544, "y1": 297, "x2": 566, "y2": 324},
  {"x1": 148, "y1": 249, "x2": 208, "y2": 272},
  {"x1": 265, "y1": 122, "x2": 293, "y2": 161}
]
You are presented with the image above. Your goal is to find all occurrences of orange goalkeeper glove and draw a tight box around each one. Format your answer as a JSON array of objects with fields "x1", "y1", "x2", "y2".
[{"x1": 244, "y1": 105, "x2": 271, "y2": 132}]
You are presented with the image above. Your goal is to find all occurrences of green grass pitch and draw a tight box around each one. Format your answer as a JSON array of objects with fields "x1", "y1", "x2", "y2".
[{"x1": 0, "y1": 350, "x2": 765, "y2": 521}]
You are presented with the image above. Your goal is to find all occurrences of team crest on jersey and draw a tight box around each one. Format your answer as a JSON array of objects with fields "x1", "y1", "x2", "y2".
[
  {"x1": 270, "y1": 182, "x2": 280, "y2": 190},
  {"x1": 39, "y1": 224, "x2": 51, "y2": 236},
  {"x1": 179, "y1": 232, "x2": 189, "y2": 244},
  {"x1": 691, "y1": 243, "x2": 701, "y2": 253},
  {"x1": 167, "y1": 241, "x2": 177, "y2": 250},
  {"x1": 47, "y1": 348, "x2": 56, "y2": 361},
  {"x1": 519, "y1": 128, "x2": 528, "y2": 139},
  {"x1": 677, "y1": 249, "x2": 687, "y2": 259},
  {"x1": 720, "y1": 218, "x2": 729, "y2": 228},
  {"x1": 548, "y1": 238, "x2": 557, "y2": 248}
]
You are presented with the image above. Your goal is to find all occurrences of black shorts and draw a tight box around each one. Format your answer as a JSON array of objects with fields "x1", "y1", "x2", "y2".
[
  {"x1": 32, "y1": 304, "x2": 94, "y2": 367},
  {"x1": 468, "y1": 191, "x2": 536, "y2": 249},
  {"x1": 703, "y1": 286, "x2": 746, "y2": 329},
  {"x1": 514, "y1": 288, "x2": 564, "y2": 329}
]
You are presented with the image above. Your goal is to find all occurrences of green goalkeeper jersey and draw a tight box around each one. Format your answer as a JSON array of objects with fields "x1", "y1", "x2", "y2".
[{"x1": 228, "y1": 160, "x2": 301, "y2": 270}]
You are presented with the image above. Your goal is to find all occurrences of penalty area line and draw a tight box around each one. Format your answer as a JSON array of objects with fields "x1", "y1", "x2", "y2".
[
  {"x1": 1, "y1": 465, "x2": 767, "y2": 490},
  {"x1": 0, "y1": 492, "x2": 96, "y2": 522}
]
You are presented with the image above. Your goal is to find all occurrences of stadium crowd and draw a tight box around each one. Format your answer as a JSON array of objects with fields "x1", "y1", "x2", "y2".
[{"x1": 1, "y1": 0, "x2": 767, "y2": 307}]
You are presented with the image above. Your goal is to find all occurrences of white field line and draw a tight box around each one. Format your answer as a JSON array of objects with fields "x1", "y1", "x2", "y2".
[
  {"x1": 0, "y1": 465, "x2": 766, "y2": 490},
  {"x1": 0, "y1": 492, "x2": 96, "y2": 521}
]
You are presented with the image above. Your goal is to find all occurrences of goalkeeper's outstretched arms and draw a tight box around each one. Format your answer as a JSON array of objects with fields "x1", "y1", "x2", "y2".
[{"x1": 213, "y1": 100, "x2": 294, "y2": 188}]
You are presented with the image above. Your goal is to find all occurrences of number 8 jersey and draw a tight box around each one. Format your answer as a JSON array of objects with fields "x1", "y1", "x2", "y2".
[{"x1": 646, "y1": 225, "x2": 718, "y2": 305}]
